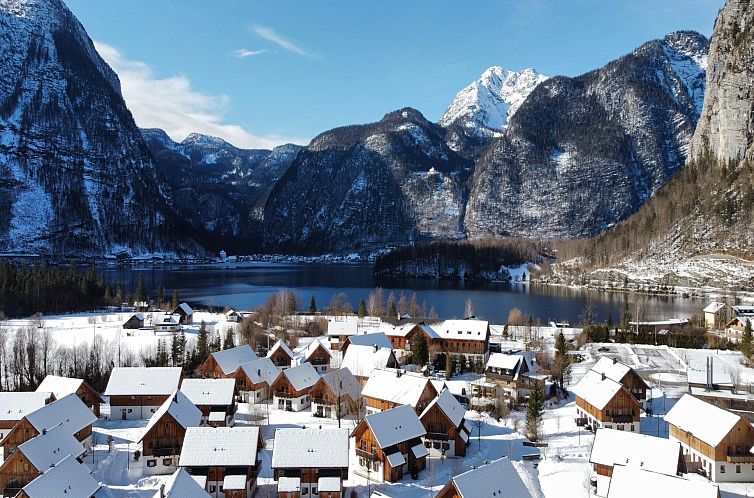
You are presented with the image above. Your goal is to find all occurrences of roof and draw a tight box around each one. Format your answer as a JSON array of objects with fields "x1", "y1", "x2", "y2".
[
  {"x1": 268, "y1": 339, "x2": 295, "y2": 359},
  {"x1": 271, "y1": 428, "x2": 349, "y2": 469},
  {"x1": 179, "y1": 427, "x2": 260, "y2": 467},
  {"x1": 486, "y1": 353, "x2": 526, "y2": 372},
  {"x1": 180, "y1": 378, "x2": 236, "y2": 406},
  {"x1": 450, "y1": 457, "x2": 533, "y2": 498},
  {"x1": 211, "y1": 345, "x2": 258, "y2": 375},
  {"x1": 703, "y1": 302, "x2": 727, "y2": 314},
  {"x1": 590, "y1": 357, "x2": 640, "y2": 385},
  {"x1": 364, "y1": 404, "x2": 426, "y2": 449},
  {"x1": 104, "y1": 367, "x2": 182, "y2": 396},
  {"x1": 281, "y1": 363, "x2": 320, "y2": 392},
  {"x1": 123, "y1": 312, "x2": 144, "y2": 323},
  {"x1": 664, "y1": 394, "x2": 743, "y2": 447},
  {"x1": 25, "y1": 394, "x2": 97, "y2": 436},
  {"x1": 156, "y1": 468, "x2": 211, "y2": 498},
  {"x1": 35, "y1": 375, "x2": 90, "y2": 400},
  {"x1": 222, "y1": 474, "x2": 247, "y2": 490},
  {"x1": 318, "y1": 476, "x2": 341, "y2": 492},
  {"x1": 606, "y1": 466, "x2": 718, "y2": 498},
  {"x1": 589, "y1": 428, "x2": 681, "y2": 476},
  {"x1": 571, "y1": 370, "x2": 626, "y2": 410},
  {"x1": 431, "y1": 319, "x2": 489, "y2": 342},
  {"x1": 341, "y1": 344, "x2": 396, "y2": 378},
  {"x1": 301, "y1": 338, "x2": 333, "y2": 361},
  {"x1": 362, "y1": 369, "x2": 433, "y2": 407},
  {"x1": 21, "y1": 454, "x2": 100, "y2": 498},
  {"x1": 239, "y1": 357, "x2": 280, "y2": 386},
  {"x1": 19, "y1": 425, "x2": 85, "y2": 471},
  {"x1": 0, "y1": 392, "x2": 53, "y2": 421},
  {"x1": 420, "y1": 389, "x2": 465, "y2": 429},
  {"x1": 141, "y1": 391, "x2": 202, "y2": 440},
  {"x1": 327, "y1": 319, "x2": 359, "y2": 336},
  {"x1": 156, "y1": 314, "x2": 180, "y2": 325},
  {"x1": 351, "y1": 332, "x2": 395, "y2": 349},
  {"x1": 320, "y1": 367, "x2": 360, "y2": 401},
  {"x1": 174, "y1": 303, "x2": 194, "y2": 315},
  {"x1": 278, "y1": 477, "x2": 300, "y2": 493}
]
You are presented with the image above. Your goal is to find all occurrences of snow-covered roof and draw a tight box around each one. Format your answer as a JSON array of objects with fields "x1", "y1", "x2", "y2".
[
  {"x1": 589, "y1": 428, "x2": 681, "y2": 475},
  {"x1": 571, "y1": 370, "x2": 625, "y2": 410},
  {"x1": 211, "y1": 345, "x2": 258, "y2": 375},
  {"x1": 590, "y1": 357, "x2": 636, "y2": 384},
  {"x1": 364, "y1": 404, "x2": 426, "y2": 449},
  {"x1": 178, "y1": 427, "x2": 260, "y2": 467},
  {"x1": 180, "y1": 378, "x2": 236, "y2": 406},
  {"x1": 222, "y1": 475, "x2": 247, "y2": 490},
  {"x1": 341, "y1": 344, "x2": 396, "y2": 378},
  {"x1": 36, "y1": 375, "x2": 93, "y2": 401},
  {"x1": 318, "y1": 476, "x2": 341, "y2": 492},
  {"x1": 278, "y1": 477, "x2": 300, "y2": 493},
  {"x1": 320, "y1": 368, "x2": 360, "y2": 401},
  {"x1": 239, "y1": 357, "x2": 280, "y2": 386},
  {"x1": 301, "y1": 338, "x2": 333, "y2": 361},
  {"x1": 21, "y1": 454, "x2": 100, "y2": 498},
  {"x1": 664, "y1": 394, "x2": 742, "y2": 446},
  {"x1": 174, "y1": 303, "x2": 194, "y2": 315},
  {"x1": 432, "y1": 319, "x2": 489, "y2": 342},
  {"x1": 733, "y1": 305, "x2": 754, "y2": 316},
  {"x1": 104, "y1": 367, "x2": 182, "y2": 396},
  {"x1": 19, "y1": 425, "x2": 85, "y2": 471},
  {"x1": 123, "y1": 313, "x2": 144, "y2": 323},
  {"x1": 0, "y1": 392, "x2": 53, "y2": 421},
  {"x1": 420, "y1": 389, "x2": 465, "y2": 429},
  {"x1": 141, "y1": 391, "x2": 202, "y2": 440},
  {"x1": 268, "y1": 339, "x2": 294, "y2": 359},
  {"x1": 347, "y1": 332, "x2": 393, "y2": 349},
  {"x1": 703, "y1": 302, "x2": 727, "y2": 314},
  {"x1": 271, "y1": 428, "x2": 349, "y2": 469},
  {"x1": 156, "y1": 468, "x2": 211, "y2": 498},
  {"x1": 486, "y1": 353, "x2": 526, "y2": 372},
  {"x1": 281, "y1": 363, "x2": 320, "y2": 392},
  {"x1": 606, "y1": 466, "x2": 718, "y2": 498},
  {"x1": 156, "y1": 314, "x2": 180, "y2": 325},
  {"x1": 362, "y1": 369, "x2": 433, "y2": 407},
  {"x1": 25, "y1": 394, "x2": 97, "y2": 436},
  {"x1": 449, "y1": 457, "x2": 532, "y2": 498}
]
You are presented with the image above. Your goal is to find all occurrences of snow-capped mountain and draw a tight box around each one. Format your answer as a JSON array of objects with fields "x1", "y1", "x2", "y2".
[
  {"x1": 0, "y1": 0, "x2": 204, "y2": 257},
  {"x1": 440, "y1": 67, "x2": 548, "y2": 137}
]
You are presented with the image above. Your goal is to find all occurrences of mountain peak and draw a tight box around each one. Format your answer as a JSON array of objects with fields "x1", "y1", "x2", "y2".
[{"x1": 182, "y1": 133, "x2": 231, "y2": 148}]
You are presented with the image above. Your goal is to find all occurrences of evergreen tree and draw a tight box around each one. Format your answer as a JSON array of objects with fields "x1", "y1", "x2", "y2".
[
  {"x1": 197, "y1": 321, "x2": 209, "y2": 362},
  {"x1": 412, "y1": 333, "x2": 429, "y2": 367},
  {"x1": 526, "y1": 381, "x2": 545, "y2": 441},
  {"x1": 158, "y1": 284, "x2": 165, "y2": 306},
  {"x1": 388, "y1": 300, "x2": 398, "y2": 318},
  {"x1": 156, "y1": 338, "x2": 169, "y2": 367},
  {"x1": 223, "y1": 328, "x2": 236, "y2": 350},
  {"x1": 502, "y1": 324, "x2": 509, "y2": 340},
  {"x1": 742, "y1": 320, "x2": 753, "y2": 360},
  {"x1": 358, "y1": 299, "x2": 367, "y2": 318},
  {"x1": 115, "y1": 284, "x2": 123, "y2": 305},
  {"x1": 134, "y1": 274, "x2": 146, "y2": 304},
  {"x1": 171, "y1": 290, "x2": 180, "y2": 310},
  {"x1": 171, "y1": 331, "x2": 186, "y2": 367},
  {"x1": 287, "y1": 291, "x2": 298, "y2": 315},
  {"x1": 554, "y1": 332, "x2": 570, "y2": 391},
  {"x1": 309, "y1": 295, "x2": 317, "y2": 314}
]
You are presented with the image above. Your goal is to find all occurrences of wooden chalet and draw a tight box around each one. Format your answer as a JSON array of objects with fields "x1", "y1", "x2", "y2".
[
  {"x1": 1, "y1": 394, "x2": 96, "y2": 460},
  {"x1": 15, "y1": 454, "x2": 103, "y2": 498},
  {"x1": 419, "y1": 389, "x2": 469, "y2": 457},
  {"x1": 36, "y1": 375, "x2": 103, "y2": 417},
  {"x1": 590, "y1": 356, "x2": 649, "y2": 407},
  {"x1": 173, "y1": 303, "x2": 194, "y2": 325},
  {"x1": 665, "y1": 394, "x2": 754, "y2": 482},
  {"x1": 179, "y1": 427, "x2": 262, "y2": 498},
  {"x1": 154, "y1": 314, "x2": 181, "y2": 333},
  {"x1": 300, "y1": 338, "x2": 333, "y2": 373},
  {"x1": 310, "y1": 368, "x2": 361, "y2": 420},
  {"x1": 271, "y1": 428, "x2": 349, "y2": 498},
  {"x1": 351, "y1": 405, "x2": 428, "y2": 483},
  {"x1": 139, "y1": 390, "x2": 202, "y2": 476},
  {"x1": 180, "y1": 378, "x2": 237, "y2": 426},
  {"x1": 431, "y1": 319, "x2": 490, "y2": 365},
  {"x1": 382, "y1": 323, "x2": 441, "y2": 361},
  {"x1": 156, "y1": 468, "x2": 212, "y2": 498},
  {"x1": 105, "y1": 366, "x2": 183, "y2": 420},
  {"x1": 267, "y1": 339, "x2": 294, "y2": 369},
  {"x1": 704, "y1": 302, "x2": 734, "y2": 330},
  {"x1": 234, "y1": 358, "x2": 280, "y2": 404},
  {"x1": 484, "y1": 353, "x2": 542, "y2": 402},
  {"x1": 196, "y1": 345, "x2": 258, "y2": 379},
  {"x1": 572, "y1": 370, "x2": 641, "y2": 433},
  {"x1": 0, "y1": 393, "x2": 54, "y2": 450},
  {"x1": 123, "y1": 312, "x2": 145, "y2": 329},
  {"x1": 340, "y1": 345, "x2": 399, "y2": 387},
  {"x1": 606, "y1": 465, "x2": 720, "y2": 498},
  {"x1": 326, "y1": 317, "x2": 381, "y2": 351},
  {"x1": 341, "y1": 332, "x2": 392, "y2": 356},
  {"x1": 361, "y1": 368, "x2": 437, "y2": 415},
  {"x1": 225, "y1": 309, "x2": 243, "y2": 323},
  {"x1": 271, "y1": 363, "x2": 320, "y2": 412},
  {"x1": 435, "y1": 457, "x2": 531, "y2": 498}
]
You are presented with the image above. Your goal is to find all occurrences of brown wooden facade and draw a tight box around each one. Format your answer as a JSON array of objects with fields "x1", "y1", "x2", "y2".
[
  {"x1": 435, "y1": 481, "x2": 463, "y2": 498},
  {"x1": 196, "y1": 355, "x2": 233, "y2": 379},
  {"x1": 616, "y1": 369, "x2": 649, "y2": 403},
  {"x1": 364, "y1": 381, "x2": 437, "y2": 415},
  {"x1": 233, "y1": 368, "x2": 274, "y2": 401},
  {"x1": 184, "y1": 465, "x2": 260, "y2": 497},
  {"x1": 575, "y1": 386, "x2": 640, "y2": 429},
  {"x1": 351, "y1": 421, "x2": 426, "y2": 482},
  {"x1": 304, "y1": 344, "x2": 332, "y2": 370},
  {"x1": 274, "y1": 468, "x2": 347, "y2": 498},
  {"x1": 669, "y1": 418, "x2": 754, "y2": 464},
  {"x1": 271, "y1": 374, "x2": 313, "y2": 400},
  {"x1": 141, "y1": 412, "x2": 188, "y2": 463},
  {"x1": 419, "y1": 401, "x2": 467, "y2": 457},
  {"x1": 74, "y1": 381, "x2": 103, "y2": 417},
  {"x1": 1, "y1": 419, "x2": 93, "y2": 460},
  {"x1": 0, "y1": 447, "x2": 42, "y2": 497},
  {"x1": 268, "y1": 347, "x2": 293, "y2": 369},
  {"x1": 110, "y1": 394, "x2": 171, "y2": 409}
]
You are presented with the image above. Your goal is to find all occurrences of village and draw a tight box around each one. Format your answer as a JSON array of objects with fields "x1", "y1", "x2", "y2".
[{"x1": 2, "y1": 298, "x2": 754, "y2": 497}]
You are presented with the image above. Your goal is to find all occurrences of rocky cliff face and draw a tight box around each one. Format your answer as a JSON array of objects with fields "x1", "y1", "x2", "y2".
[
  {"x1": 690, "y1": 0, "x2": 754, "y2": 161},
  {"x1": 0, "y1": 0, "x2": 204, "y2": 257}
]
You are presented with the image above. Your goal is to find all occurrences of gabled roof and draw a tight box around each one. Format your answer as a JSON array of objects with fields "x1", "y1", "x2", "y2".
[
  {"x1": 36, "y1": 375, "x2": 101, "y2": 402},
  {"x1": 174, "y1": 303, "x2": 194, "y2": 315},
  {"x1": 281, "y1": 363, "x2": 320, "y2": 392},
  {"x1": 123, "y1": 313, "x2": 144, "y2": 323},
  {"x1": 271, "y1": 428, "x2": 349, "y2": 469},
  {"x1": 590, "y1": 357, "x2": 646, "y2": 388},
  {"x1": 18, "y1": 425, "x2": 85, "y2": 471},
  {"x1": 703, "y1": 302, "x2": 727, "y2": 314},
  {"x1": 179, "y1": 427, "x2": 260, "y2": 467},
  {"x1": 341, "y1": 344, "x2": 396, "y2": 378},
  {"x1": 448, "y1": 457, "x2": 533, "y2": 498},
  {"x1": 25, "y1": 394, "x2": 97, "y2": 436},
  {"x1": 319, "y1": 367, "x2": 360, "y2": 401},
  {"x1": 141, "y1": 391, "x2": 202, "y2": 441},
  {"x1": 327, "y1": 319, "x2": 359, "y2": 336},
  {"x1": 420, "y1": 389, "x2": 465, "y2": 429},
  {"x1": 180, "y1": 378, "x2": 236, "y2": 406},
  {"x1": 268, "y1": 339, "x2": 294, "y2": 359},
  {"x1": 486, "y1": 353, "x2": 527, "y2": 373},
  {"x1": 156, "y1": 314, "x2": 180, "y2": 325},
  {"x1": 211, "y1": 345, "x2": 258, "y2": 375},
  {"x1": 364, "y1": 404, "x2": 426, "y2": 449},
  {"x1": 104, "y1": 367, "x2": 182, "y2": 396},
  {"x1": 0, "y1": 392, "x2": 53, "y2": 421},
  {"x1": 238, "y1": 357, "x2": 280, "y2": 386},
  {"x1": 362, "y1": 369, "x2": 433, "y2": 407},
  {"x1": 664, "y1": 394, "x2": 742, "y2": 447},
  {"x1": 156, "y1": 468, "x2": 211, "y2": 498},
  {"x1": 432, "y1": 319, "x2": 489, "y2": 342},
  {"x1": 347, "y1": 332, "x2": 393, "y2": 349},
  {"x1": 589, "y1": 428, "x2": 681, "y2": 476},
  {"x1": 301, "y1": 338, "x2": 333, "y2": 362},
  {"x1": 571, "y1": 370, "x2": 626, "y2": 410},
  {"x1": 606, "y1": 465, "x2": 718, "y2": 498},
  {"x1": 21, "y1": 454, "x2": 100, "y2": 498}
]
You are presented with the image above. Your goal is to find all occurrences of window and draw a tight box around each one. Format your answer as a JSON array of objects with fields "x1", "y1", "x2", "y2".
[
  {"x1": 147, "y1": 459, "x2": 156, "y2": 467},
  {"x1": 163, "y1": 458, "x2": 172, "y2": 466},
  {"x1": 737, "y1": 465, "x2": 741, "y2": 474},
  {"x1": 128, "y1": 409, "x2": 133, "y2": 413},
  {"x1": 210, "y1": 485, "x2": 216, "y2": 493},
  {"x1": 313, "y1": 487, "x2": 318, "y2": 494},
  {"x1": 721, "y1": 465, "x2": 726, "y2": 474}
]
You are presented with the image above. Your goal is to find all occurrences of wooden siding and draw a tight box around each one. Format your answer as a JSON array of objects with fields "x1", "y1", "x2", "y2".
[
  {"x1": 109, "y1": 394, "x2": 171, "y2": 407},
  {"x1": 419, "y1": 400, "x2": 467, "y2": 457},
  {"x1": 435, "y1": 482, "x2": 461, "y2": 498},
  {"x1": 364, "y1": 381, "x2": 437, "y2": 415},
  {"x1": 269, "y1": 348, "x2": 293, "y2": 368},
  {"x1": 75, "y1": 382, "x2": 103, "y2": 417},
  {"x1": 670, "y1": 417, "x2": 754, "y2": 462},
  {"x1": 305, "y1": 345, "x2": 332, "y2": 368},
  {"x1": 0, "y1": 448, "x2": 41, "y2": 495},
  {"x1": 271, "y1": 374, "x2": 312, "y2": 399},
  {"x1": 142, "y1": 412, "x2": 187, "y2": 458},
  {"x1": 575, "y1": 386, "x2": 640, "y2": 424},
  {"x1": 196, "y1": 356, "x2": 231, "y2": 379},
  {"x1": 351, "y1": 420, "x2": 426, "y2": 482}
]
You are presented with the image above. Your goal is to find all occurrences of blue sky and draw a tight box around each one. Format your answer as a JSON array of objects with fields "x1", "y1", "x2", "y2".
[{"x1": 66, "y1": 0, "x2": 724, "y2": 148}]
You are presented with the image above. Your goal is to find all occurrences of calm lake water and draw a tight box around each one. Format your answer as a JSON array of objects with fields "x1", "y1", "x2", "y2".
[{"x1": 102, "y1": 262, "x2": 706, "y2": 325}]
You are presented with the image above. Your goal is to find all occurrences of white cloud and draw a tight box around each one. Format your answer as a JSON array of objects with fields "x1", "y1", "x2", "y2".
[
  {"x1": 251, "y1": 24, "x2": 318, "y2": 58},
  {"x1": 95, "y1": 41, "x2": 303, "y2": 149},
  {"x1": 234, "y1": 48, "x2": 267, "y2": 58}
]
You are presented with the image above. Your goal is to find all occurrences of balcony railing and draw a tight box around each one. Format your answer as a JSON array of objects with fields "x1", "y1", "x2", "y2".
[
  {"x1": 153, "y1": 446, "x2": 178, "y2": 457},
  {"x1": 727, "y1": 452, "x2": 754, "y2": 463},
  {"x1": 312, "y1": 398, "x2": 333, "y2": 406},
  {"x1": 356, "y1": 448, "x2": 377, "y2": 460},
  {"x1": 606, "y1": 415, "x2": 635, "y2": 424},
  {"x1": 274, "y1": 392, "x2": 296, "y2": 399},
  {"x1": 425, "y1": 432, "x2": 449, "y2": 441}
]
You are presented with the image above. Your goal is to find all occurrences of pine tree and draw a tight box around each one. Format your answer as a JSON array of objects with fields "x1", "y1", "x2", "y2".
[
  {"x1": 158, "y1": 284, "x2": 165, "y2": 306},
  {"x1": 526, "y1": 381, "x2": 545, "y2": 441},
  {"x1": 412, "y1": 333, "x2": 429, "y2": 367},
  {"x1": 287, "y1": 291, "x2": 298, "y2": 315},
  {"x1": 134, "y1": 274, "x2": 146, "y2": 304},
  {"x1": 358, "y1": 299, "x2": 367, "y2": 318},
  {"x1": 554, "y1": 332, "x2": 570, "y2": 391},
  {"x1": 388, "y1": 301, "x2": 397, "y2": 318},
  {"x1": 309, "y1": 295, "x2": 317, "y2": 314},
  {"x1": 742, "y1": 320, "x2": 753, "y2": 360},
  {"x1": 171, "y1": 290, "x2": 179, "y2": 310},
  {"x1": 197, "y1": 321, "x2": 209, "y2": 362},
  {"x1": 223, "y1": 328, "x2": 235, "y2": 350}
]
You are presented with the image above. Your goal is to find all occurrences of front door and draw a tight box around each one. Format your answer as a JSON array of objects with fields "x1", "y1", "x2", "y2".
[{"x1": 121, "y1": 408, "x2": 127, "y2": 420}]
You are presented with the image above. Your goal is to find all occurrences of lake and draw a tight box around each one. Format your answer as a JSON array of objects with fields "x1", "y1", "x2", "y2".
[{"x1": 102, "y1": 262, "x2": 706, "y2": 325}]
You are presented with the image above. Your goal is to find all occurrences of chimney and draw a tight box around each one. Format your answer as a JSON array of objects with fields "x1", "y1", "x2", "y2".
[
  {"x1": 612, "y1": 358, "x2": 617, "y2": 365},
  {"x1": 160, "y1": 483, "x2": 165, "y2": 498},
  {"x1": 601, "y1": 373, "x2": 606, "y2": 381}
]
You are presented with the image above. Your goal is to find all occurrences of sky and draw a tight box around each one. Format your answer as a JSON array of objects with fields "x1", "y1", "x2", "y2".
[{"x1": 66, "y1": 0, "x2": 725, "y2": 149}]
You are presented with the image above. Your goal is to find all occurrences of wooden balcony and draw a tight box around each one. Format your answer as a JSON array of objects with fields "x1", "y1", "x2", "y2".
[
  {"x1": 727, "y1": 451, "x2": 754, "y2": 463},
  {"x1": 425, "y1": 432, "x2": 449, "y2": 441},
  {"x1": 605, "y1": 415, "x2": 636, "y2": 424},
  {"x1": 154, "y1": 446, "x2": 179, "y2": 457},
  {"x1": 356, "y1": 448, "x2": 377, "y2": 460}
]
